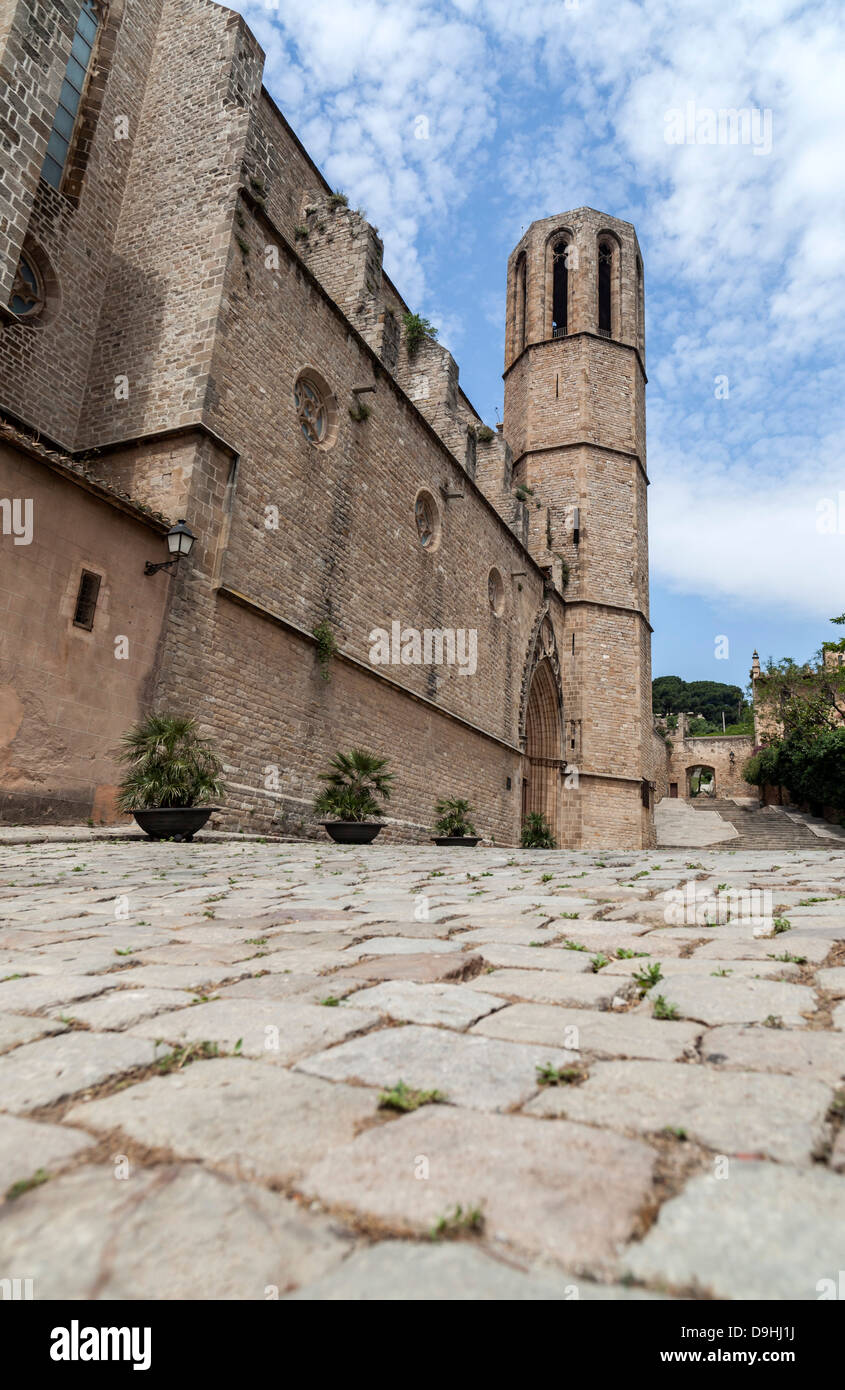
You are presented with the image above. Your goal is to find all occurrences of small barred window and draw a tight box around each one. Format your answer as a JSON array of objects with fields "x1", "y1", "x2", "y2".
[{"x1": 73, "y1": 570, "x2": 101, "y2": 630}]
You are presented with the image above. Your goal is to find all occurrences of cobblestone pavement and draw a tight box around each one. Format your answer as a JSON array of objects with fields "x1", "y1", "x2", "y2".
[{"x1": 0, "y1": 835, "x2": 844, "y2": 1300}]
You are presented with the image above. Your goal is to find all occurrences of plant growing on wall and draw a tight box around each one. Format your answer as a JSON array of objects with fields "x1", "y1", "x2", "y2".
[
  {"x1": 312, "y1": 619, "x2": 339, "y2": 681},
  {"x1": 403, "y1": 311, "x2": 438, "y2": 356},
  {"x1": 313, "y1": 749, "x2": 394, "y2": 822},
  {"x1": 521, "y1": 812, "x2": 556, "y2": 849},
  {"x1": 328, "y1": 190, "x2": 349, "y2": 209},
  {"x1": 476, "y1": 424, "x2": 495, "y2": 443},
  {"x1": 117, "y1": 715, "x2": 223, "y2": 811},
  {"x1": 433, "y1": 798, "x2": 477, "y2": 837}
]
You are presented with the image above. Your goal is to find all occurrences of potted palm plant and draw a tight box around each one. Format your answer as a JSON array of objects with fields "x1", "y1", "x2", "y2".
[
  {"x1": 521, "y1": 811, "x2": 556, "y2": 848},
  {"x1": 432, "y1": 797, "x2": 480, "y2": 846},
  {"x1": 117, "y1": 714, "x2": 224, "y2": 842},
  {"x1": 314, "y1": 748, "x2": 393, "y2": 843}
]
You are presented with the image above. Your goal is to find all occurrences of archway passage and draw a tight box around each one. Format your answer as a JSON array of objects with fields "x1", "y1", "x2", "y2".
[
  {"x1": 522, "y1": 658, "x2": 563, "y2": 842},
  {"x1": 688, "y1": 765, "x2": 716, "y2": 798}
]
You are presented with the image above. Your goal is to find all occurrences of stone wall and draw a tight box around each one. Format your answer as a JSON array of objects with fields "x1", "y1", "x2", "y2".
[
  {"x1": 662, "y1": 720, "x2": 754, "y2": 801},
  {"x1": 0, "y1": 0, "x2": 164, "y2": 445}
]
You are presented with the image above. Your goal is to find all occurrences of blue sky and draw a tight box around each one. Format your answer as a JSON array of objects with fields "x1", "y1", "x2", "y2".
[{"x1": 232, "y1": 0, "x2": 845, "y2": 693}]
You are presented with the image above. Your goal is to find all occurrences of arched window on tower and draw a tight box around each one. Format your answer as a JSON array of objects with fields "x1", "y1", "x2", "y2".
[
  {"x1": 514, "y1": 252, "x2": 527, "y2": 354},
  {"x1": 636, "y1": 254, "x2": 644, "y2": 353},
  {"x1": 552, "y1": 240, "x2": 568, "y2": 338},
  {"x1": 597, "y1": 239, "x2": 613, "y2": 337}
]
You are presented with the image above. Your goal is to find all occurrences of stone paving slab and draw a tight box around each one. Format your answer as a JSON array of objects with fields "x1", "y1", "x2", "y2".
[
  {"x1": 133, "y1": 943, "x2": 258, "y2": 967},
  {"x1": 249, "y1": 946, "x2": 357, "y2": 974},
  {"x1": 525, "y1": 1059, "x2": 831, "y2": 1164},
  {"x1": 299, "y1": 1106, "x2": 656, "y2": 1271},
  {"x1": 451, "y1": 925, "x2": 563, "y2": 947},
  {"x1": 602, "y1": 957, "x2": 801, "y2": 981},
  {"x1": 646, "y1": 973, "x2": 817, "y2": 1026},
  {"x1": 287, "y1": 1239, "x2": 670, "y2": 1300},
  {"x1": 126, "y1": 998, "x2": 377, "y2": 1063},
  {"x1": 105, "y1": 963, "x2": 252, "y2": 992},
  {"x1": 0, "y1": 1114, "x2": 95, "y2": 1196},
  {"x1": 344, "y1": 980, "x2": 507, "y2": 1028},
  {"x1": 339, "y1": 937, "x2": 462, "y2": 959},
  {"x1": 469, "y1": 943, "x2": 602, "y2": 972},
  {"x1": 473, "y1": 1003, "x2": 702, "y2": 1061},
  {"x1": 330, "y1": 952, "x2": 484, "y2": 984},
  {"x1": 296, "y1": 1023, "x2": 579, "y2": 1111},
  {"x1": 215, "y1": 973, "x2": 343, "y2": 1003},
  {"x1": 624, "y1": 1162, "x2": 845, "y2": 1299},
  {"x1": 690, "y1": 933, "x2": 833, "y2": 963},
  {"x1": 0, "y1": 944, "x2": 138, "y2": 976},
  {"x1": 0, "y1": 1032, "x2": 165, "y2": 1114},
  {"x1": 67, "y1": 1060, "x2": 379, "y2": 1183},
  {"x1": 700, "y1": 1024, "x2": 845, "y2": 1084},
  {"x1": 818, "y1": 967, "x2": 845, "y2": 997},
  {"x1": 0, "y1": 1011, "x2": 66, "y2": 1054},
  {"x1": 0, "y1": 974, "x2": 118, "y2": 1015},
  {"x1": 0, "y1": 1164, "x2": 353, "y2": 1299},
  {"x1": 55, "y1": 987, "x2": 197, "y2": 1030},
  {"x1": 467, "y1": 968, "x2": 628, "y2": 1009}
]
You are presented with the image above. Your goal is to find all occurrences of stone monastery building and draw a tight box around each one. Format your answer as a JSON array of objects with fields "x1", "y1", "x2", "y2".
[{"x1": 0, "y1": 0, "x2": 656, "y2": 848}]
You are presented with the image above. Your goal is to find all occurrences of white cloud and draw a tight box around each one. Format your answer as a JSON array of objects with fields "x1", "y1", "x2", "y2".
[{"x1": 235, "y1": 0, "x2": 497, "y2": 304}]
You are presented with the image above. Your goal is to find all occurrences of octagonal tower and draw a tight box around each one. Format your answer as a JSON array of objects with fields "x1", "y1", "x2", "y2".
[{"x1": 503, "y1": 207, "x2": 654, "y2": 847}]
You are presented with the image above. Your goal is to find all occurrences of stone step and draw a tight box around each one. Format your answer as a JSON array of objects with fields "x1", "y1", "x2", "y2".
[{"x1": 686, "y1": 798, "x2": 834, "y2": 851}]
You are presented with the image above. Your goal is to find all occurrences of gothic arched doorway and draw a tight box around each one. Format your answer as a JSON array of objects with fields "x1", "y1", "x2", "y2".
[{"x1": 522, "y1": 658, "x2": 563, "y2": 841}]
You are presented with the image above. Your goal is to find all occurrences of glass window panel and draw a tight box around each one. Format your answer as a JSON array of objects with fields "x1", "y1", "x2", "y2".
[
  {"x1": 77, "y1": 10, "x2": 99, "y2": 46},
  {"x1": 52, "y1": 104, "x2": 75, "y2": 141},
  {"x1": 42, "y1": 154, "x2": 63, "y2": 189},
  {"x1": 65, "y1": 55, "x2": 87, "y2": 92},
  {"x1": 59, "y1": 78, "x2": 82, "y2": 116},
  {"x1": 46, "y1": 129, "x2": 70, "y2": 165},
  {"x1": 70, "y1": 33, "x2": 94, "y2": 67}
]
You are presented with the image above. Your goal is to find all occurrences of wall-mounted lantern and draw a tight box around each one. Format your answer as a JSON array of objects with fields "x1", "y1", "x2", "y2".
[{"x1": 144, "y1": 519, "x2": 196, "y2": 576}]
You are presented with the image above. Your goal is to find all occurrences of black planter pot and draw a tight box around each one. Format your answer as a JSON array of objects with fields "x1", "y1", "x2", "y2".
[
  {"x1": 432, "y1": 836, "x2": 480, "y2": 847},
  {"x1": 321, "y1": 821, "x2": 384, "y2": 844},
  {"x1": 132, "y1": 807, "x2": 217, "y2": 842}
]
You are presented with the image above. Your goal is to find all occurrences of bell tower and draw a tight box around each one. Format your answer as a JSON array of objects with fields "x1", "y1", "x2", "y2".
[{"x1": 503, "y1": 207, "x2": 654, "y2": 847}]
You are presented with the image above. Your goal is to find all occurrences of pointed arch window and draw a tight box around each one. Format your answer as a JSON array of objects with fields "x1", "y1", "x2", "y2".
[
  {"x1": 597, "y1": 240, "x2": 613, "y2": 337},
  {"x1": 636, "y1": 255, "x2": 644, "y2": 351},
  {"x1": 514, "y1": 252, "x2": 527, "y2": 354},
  {"x1": 552, "y1": 240, "x2": 568, "y2": 338},
  {"x1": 42, "y1": 1, "x2": 103, "y2": 192}
]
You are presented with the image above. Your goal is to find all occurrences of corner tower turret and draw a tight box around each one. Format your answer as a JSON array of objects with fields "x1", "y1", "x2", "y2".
[{"x1": 503, "y1": 207, "x2": 653, "y2": 847}]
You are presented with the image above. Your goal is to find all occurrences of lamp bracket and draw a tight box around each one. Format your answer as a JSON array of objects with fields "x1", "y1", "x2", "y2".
[{"x1": 143, "y1": 557, "x2": 179, "y2": 577}]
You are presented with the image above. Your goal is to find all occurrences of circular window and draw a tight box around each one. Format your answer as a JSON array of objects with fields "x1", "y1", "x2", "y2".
[
  {"x1": 293, "y1": 369, "x2": 337, "y2": 449},
  {"x1": 11, "y1": 255, "x2": 45, "y2": 318},
  {"x1": 488, "y1": 566, "x2": 505, "y2": 616},
  {"x1": 414, "y1": 489, "x2": 441, "y2": 551}
]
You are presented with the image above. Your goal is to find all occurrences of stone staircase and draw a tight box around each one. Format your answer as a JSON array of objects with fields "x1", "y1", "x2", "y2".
[{"x1": 689, "y1": 798, "x2": 842, "y2": 850}]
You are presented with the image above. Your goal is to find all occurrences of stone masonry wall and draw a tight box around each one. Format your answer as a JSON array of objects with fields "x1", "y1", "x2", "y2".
[
  {"x1": 0, "y1": 0, "x2": 164, "y2": 446},
  {"x1": 76, "y1": 0, "x2": 262, "y2": 449},
  {"x1": 0, "y1": 0, "x2": 77, "y2": 305},
  {"x1": 665, "y1": 730, "x2": 754, "y2": 800}
]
